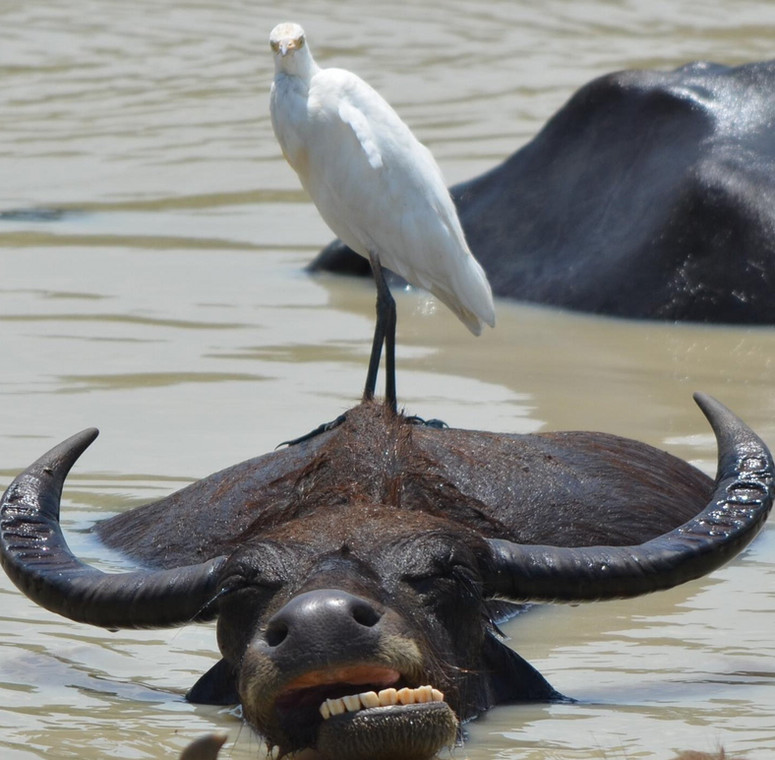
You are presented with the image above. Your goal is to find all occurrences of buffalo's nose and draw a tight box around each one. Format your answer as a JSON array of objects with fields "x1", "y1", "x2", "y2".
[{"x1": 265, "y1": 589, "x2": 382, "y2": 649}]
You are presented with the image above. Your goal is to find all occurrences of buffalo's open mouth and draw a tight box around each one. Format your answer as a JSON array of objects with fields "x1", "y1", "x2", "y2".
[{"x1": 273, "y1": 664, "x2": 458, "y2": 760}]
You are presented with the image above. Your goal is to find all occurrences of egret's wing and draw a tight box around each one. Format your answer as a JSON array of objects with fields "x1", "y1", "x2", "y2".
[
  {"x1": 302, "y1": 70, "x2": 494, "y2": 332},
  {"x1": 338, "y1": 100, "x2": 383, "y2": 170},
  {"x1": 302, "y1": 69, "x2": 402, "y2": 252}
]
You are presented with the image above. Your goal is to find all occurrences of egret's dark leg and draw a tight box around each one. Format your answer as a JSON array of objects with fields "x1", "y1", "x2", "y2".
[
  {"x1": 383, "y1": 282, "x2": 396, "y2": 413},
  {"x1": 280, "y1": 254, "x2": 396, "y2": 448},
  {"x1": 364, "y1": 253, "x2": 397, "y2": 414}
]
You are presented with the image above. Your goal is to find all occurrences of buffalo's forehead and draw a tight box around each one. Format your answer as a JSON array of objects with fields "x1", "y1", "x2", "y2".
[
  {"x1": 258, "y1": 501, "x2": 480, "y2": 552},
  {"x1": 226, "y1": 501, "x2": 485, "y2": 595}
]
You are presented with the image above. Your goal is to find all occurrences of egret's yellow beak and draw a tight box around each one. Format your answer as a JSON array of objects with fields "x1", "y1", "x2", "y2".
[
  {"x1": 270, "y1": 40, "x2": 292, "y2": 56},
  {"x1": 280, "y1": 40, "x2": 299, "y2": 56}
]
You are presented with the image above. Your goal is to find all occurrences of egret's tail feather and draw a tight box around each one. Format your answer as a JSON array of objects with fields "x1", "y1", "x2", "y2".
[
  {"x1": 431, "y1": 279, "x2": 495, "y2": 336},
  {"x1": 429, "y1": 255, "x2": 495, "y2": 336}
]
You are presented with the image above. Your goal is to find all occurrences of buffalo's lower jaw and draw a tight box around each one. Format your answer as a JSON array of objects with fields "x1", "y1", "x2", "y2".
[
  {"x1": 244, "y1": 667, "x2": 458, "y2": 760},
  {"x1": 268, "y1": 698, "x2": 458, "y2": 760},
  {"x1": 315, "y1": 700, "x2": 459, "y2": 760}
]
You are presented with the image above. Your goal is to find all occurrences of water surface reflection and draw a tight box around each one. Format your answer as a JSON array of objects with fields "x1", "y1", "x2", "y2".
[{"x1": 2, "y1": 1, "x2": 775, "y2": 758}]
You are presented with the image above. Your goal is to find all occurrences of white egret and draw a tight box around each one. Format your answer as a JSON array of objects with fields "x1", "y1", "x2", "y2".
[{"x1": 269, "y1": 22, "x2": 495, "y2": 413}]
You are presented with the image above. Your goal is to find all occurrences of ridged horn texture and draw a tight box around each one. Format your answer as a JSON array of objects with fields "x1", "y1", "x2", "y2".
[
  {"x1": 0, "y1": 428, "x2": 226, "y2": 630},
  {"x1": 484, "y1": 393, "x2": 774, "y2": 603}
]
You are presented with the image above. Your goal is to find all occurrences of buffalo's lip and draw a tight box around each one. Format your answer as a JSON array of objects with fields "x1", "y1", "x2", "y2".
[{"x1": 274, "y1": 664, "x2": 403, "y2": 717}]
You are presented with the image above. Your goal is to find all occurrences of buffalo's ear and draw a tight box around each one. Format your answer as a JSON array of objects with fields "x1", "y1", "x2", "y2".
[
  {"x1": 482, "y1": 632, "x2": 568, "y2": 704},
  {"x1": 186, "y1": 659, "x2": 239, "y2": 705}
]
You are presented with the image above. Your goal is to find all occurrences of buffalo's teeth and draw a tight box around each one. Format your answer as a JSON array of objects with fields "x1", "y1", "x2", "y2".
[
  {"x1": 326, "y1": 697, "x2": 346, "y2": 716},
  {"x1": 415, "y1": 685, "x2": 433, "y2": 703},
  {"x1": 330, "y1": 698, "x2": 346, "y2": 715},
  {"x1": 319, "y1": 685, "x2": 445, "y2": 719},
  {"x1": 396, "y1": 687, "x2": 415, "y2": 705},
  {"x1": 378, "y1": 687, "x2": 398, "y2": 706},
  {"x1": 360, "y1": 690, "x2": 380, "y2": 708}
]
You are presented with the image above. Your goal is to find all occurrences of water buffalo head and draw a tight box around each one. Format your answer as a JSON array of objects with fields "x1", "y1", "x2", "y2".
[
  {"x1": 212, "y1": 505, "x2": 518, "y2": 759},
  {"x1": 1, "y1": 394, "x2": 773, "y2": 759}
]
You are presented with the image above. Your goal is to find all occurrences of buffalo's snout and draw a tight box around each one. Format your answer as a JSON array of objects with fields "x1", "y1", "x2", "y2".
[{"x1": 265, "y1": 589, "x2": 383, "y2": 652}]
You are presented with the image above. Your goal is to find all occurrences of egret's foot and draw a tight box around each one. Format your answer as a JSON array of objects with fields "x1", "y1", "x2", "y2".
[
  {"x1": 405, "y1": 415, "x2": 448, "y2": 429},
  {"x1": 278, "y1": 414, "x2": 347, "y2": 447}
]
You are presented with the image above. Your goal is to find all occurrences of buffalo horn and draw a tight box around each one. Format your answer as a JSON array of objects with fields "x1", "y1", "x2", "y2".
[
  {"x1": 484, "y1": 393, "x2": 774, "y2": 602},
  {"x1": 0, "y1": 428, "x2": 226, "y2": 629}
]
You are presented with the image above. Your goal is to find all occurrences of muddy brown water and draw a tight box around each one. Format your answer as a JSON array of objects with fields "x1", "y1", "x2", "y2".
[{"x1": 1, "y1": 1, "x2": 775, "y2": 758}]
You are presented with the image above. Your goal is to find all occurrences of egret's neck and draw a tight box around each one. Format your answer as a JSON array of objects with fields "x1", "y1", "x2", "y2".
[{"x1": 274, "y1": 49, "x2": 319, "y2": 83}]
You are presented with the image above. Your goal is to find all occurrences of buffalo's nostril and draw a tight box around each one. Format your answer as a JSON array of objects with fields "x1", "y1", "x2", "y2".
[
  {"x1": 265, "y1": 619, "x2": 289, "y2": 647},
  {"x1": 263, "y1": 590, "x2": 384, "y2": 654},
  {"x1": 351, "y1": 598, "x2": 381, "y2": 628}
]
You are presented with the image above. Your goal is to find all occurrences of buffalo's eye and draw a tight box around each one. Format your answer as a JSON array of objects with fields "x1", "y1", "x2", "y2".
[
  {"x1": 402, "y1": 561, "x2": 481, "y2": 602},
  {"x1": 218, "y1": 572, "x2": 248, "y2": 596},
  {"x1": 403, "y1": 572, "x2": 446, "y2": 597},
  {"x1": 220, "y1": 576, "x2": 282, "y2": 597},
  {"x1": 216, "y1": 567, "x2": 284, "y2": 607}
]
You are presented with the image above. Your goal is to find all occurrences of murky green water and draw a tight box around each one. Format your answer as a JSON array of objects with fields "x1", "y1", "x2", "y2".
[{"x1": 2, "y1": 1, "x2": 775, "y2": 758}]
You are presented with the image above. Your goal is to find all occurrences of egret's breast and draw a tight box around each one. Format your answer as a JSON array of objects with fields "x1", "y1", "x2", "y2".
[{"x1": 270, "y1": 77, "x2": 313, "y2": 185}]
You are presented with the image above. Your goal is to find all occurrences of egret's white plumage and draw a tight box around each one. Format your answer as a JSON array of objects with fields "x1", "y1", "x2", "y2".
[{"x1": 269, "y1": 22, "x2": 495, "y2": 336}]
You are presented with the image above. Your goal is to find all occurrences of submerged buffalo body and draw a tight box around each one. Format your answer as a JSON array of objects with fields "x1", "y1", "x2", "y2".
[
  {"x1": 312, "y1": 59, "x2": 775, "y2": 323},
  {"x1": 1, "y1": 395, "x2": 773, "y2": 759}
]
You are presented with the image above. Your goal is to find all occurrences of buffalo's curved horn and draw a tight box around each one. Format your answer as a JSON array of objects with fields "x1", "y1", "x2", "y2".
[
  {"x1": 483, "y1": 393, "x2": 774, "y2": 602},
  {"x1": 0, "y1": 429, "x2": 227, "y2": 630}
]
